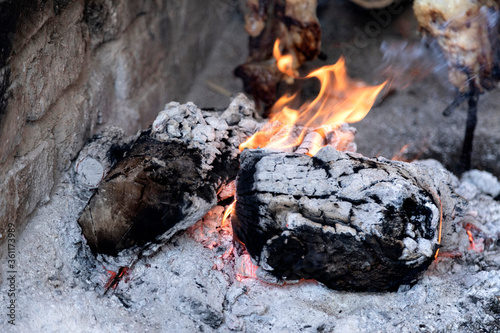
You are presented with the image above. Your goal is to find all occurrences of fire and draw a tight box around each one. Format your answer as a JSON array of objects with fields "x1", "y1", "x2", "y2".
[
  {"x1": 273, "y1": 39, "x2": 297, "y2": 78},
  {"x1": 240, "y1": 43, "x2": 387, "y2": 156},
  {"x1": 191, "y1": 44, "x2": 389, "y2": 283},
  {"x1": 235, "y1": 251, "x2": 259, "y2": 281},
  {"x1": 104, "y1": 266, "x2": 130, "y2": 294},
  {"x1": 466, "y1": 230, "x2": 476, "y2": 251},
  {"x1": 188, "y1": 193, "x2": 259, "y2": 281},
  {"x1": 464, "y1": 223, "x2": 484, "y2": 252},
  {"x1": 433, "y1": 191, "x2": 443, "y2": 259},
  {"x1": 221, "y1": 201, "x2": 235, "y2": 229}
]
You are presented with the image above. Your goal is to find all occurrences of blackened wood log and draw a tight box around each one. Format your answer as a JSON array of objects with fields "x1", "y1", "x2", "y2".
[
  {"x1": 78, "y1": 135, "x2": 216, "y2": 255},
  {"x1": 232, "y1": 147, "x2": 465, "y2": 291},
  {"x1": 78, "y1": 96, "x2": 257, "y2": 255}
]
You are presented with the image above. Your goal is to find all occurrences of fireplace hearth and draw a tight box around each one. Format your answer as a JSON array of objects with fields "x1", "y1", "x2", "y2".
[{"x1": 2, "y1": 1, "x2": 500, "y2": 332}]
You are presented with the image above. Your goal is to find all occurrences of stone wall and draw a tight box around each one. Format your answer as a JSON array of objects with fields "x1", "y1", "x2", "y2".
[{"x1": 0, "y1": 0, "x2": 236, "y2": 245}]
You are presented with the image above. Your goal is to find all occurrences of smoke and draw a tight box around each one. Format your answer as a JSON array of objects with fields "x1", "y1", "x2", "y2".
[{"x1": 377, "y1": 39, "x2": 450, "y2": 91}]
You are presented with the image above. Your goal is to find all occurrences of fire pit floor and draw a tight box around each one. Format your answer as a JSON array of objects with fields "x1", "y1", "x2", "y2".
[
  {"x1": 3, "y1": 2, "x2": 500, "y2": 331},
  {"x1": 2, "y1": 163, "x2": 500, "y2": 332}
]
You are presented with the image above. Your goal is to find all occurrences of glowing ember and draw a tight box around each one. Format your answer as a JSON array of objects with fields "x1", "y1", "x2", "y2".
[
  {"x1": 240, "y1": 45, "x2": 386, "y2": 155},
  {"x1": 217, "y1": 180, "x2": 236, "y2": 201},
  {"x1": 432, "y1": 191, "x2": 443, "y2": 259},
  {"x1": 466, "y1": 230, "x2": 476, "y2": 250},
  {"x1": 436, "y1": 250, "x2": 463, "y2": 259},
  {"x1": 235, "y1": 251, "x2": 259, "y2": 281},
  {"x1": 464, "y1": 223, "x2": 484, "y2": 252},
  {"x1": 188, "y1": 189, "x2": 258, "y2": 281},
  {"x1": 104, "y1": 266, "x2": 130, "y2": 294}
]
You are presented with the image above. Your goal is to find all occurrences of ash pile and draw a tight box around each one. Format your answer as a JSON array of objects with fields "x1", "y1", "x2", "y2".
[{"x1": 1, "y1": 96, "x2": 500, "y2": 332}]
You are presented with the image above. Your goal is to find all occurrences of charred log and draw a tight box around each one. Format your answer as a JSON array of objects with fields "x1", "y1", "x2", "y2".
[
  {"x1": 78, "y1": 136, "x2": 215, "y2": 255},
  {"x1": 232, "y1": 147, "x2": 464, "y2": 291},
  {"x1": 78, "y1": 95, "x2": 257, "y2": 255}
]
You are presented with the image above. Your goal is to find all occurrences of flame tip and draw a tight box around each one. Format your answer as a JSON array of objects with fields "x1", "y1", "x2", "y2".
[{"x1": 243, "y1": 42, "x2": 385, "y2": 154}]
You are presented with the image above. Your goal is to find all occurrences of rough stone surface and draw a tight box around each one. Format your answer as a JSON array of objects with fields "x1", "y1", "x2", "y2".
[
  {"x1": 0, "y1": 0, "x2": 236, "y2": 248},
  {"x1": 0, "y1": 141, "x2": 54, "y2": 241}
]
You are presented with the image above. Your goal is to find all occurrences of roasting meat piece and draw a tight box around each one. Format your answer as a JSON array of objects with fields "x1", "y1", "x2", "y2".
[
  {"x1": 235, "y1": 0, "x2": 321, "y2": 111},
  {"x1": 234, "y1": 60, "x2": 284, "y2": 111},
  {"x1": 242, "y1": 0, "x2": 267, "y2": 38},
  {"x1": 413, "y1": 0, "x2": 500, "y2": 94},
  {"x1": 275, "y1": 0, "x2": 321, "y2": 64}
]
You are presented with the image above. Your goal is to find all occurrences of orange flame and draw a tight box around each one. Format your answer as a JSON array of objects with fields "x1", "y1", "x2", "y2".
[
  {"x1": 466, "y1": 230, "x2": 476, "y2": 251},
  {"x1": 464, "y1": 223, "x2": 484, "y2": 252},
  {"x1": 273, "y1": 39, "x2": 297, "y2": 77},
  {"x1": 431, "y1": 190, "x2": 443, "y2": 259},
  {"x1": 240, "y1": 47, "x2": 386, "y2": 155},
  {"x1": 221, "y1": 201, "x2": 236, "y2": 229}
]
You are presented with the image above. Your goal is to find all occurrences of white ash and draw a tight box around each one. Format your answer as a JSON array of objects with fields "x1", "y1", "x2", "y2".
[
  {"x1": 2, "y1": 117, "x2": 500, "y2": 332},
  {"x1": 458, "y1": 170, "x2": 500, "y2": 199},
  {"x1": 73, "y1": 126, "x2": 125, "y2": 191},
  {"x1": 151, "y1": 94, "x2": 257, "y2": 174}
]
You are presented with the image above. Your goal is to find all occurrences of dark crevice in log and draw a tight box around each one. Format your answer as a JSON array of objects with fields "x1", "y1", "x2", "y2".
[{"x1": 311, "y1": 155, "x2": 334, "y2": 178}]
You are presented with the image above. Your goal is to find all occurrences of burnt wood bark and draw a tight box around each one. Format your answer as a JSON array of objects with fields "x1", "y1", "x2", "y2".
[
  {"x1": 78, "y1": 96, "x2": 256, "y2": 255},
  {"x1": 233, "y1": 147, "x2": 464, "y2": 291},
  {"x1": 78, "y1": 134, "x2": 216, "y2": 255}
]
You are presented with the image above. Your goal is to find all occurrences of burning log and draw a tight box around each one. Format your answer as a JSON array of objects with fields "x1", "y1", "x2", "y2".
[
  {"x1": 232, "y1": 147, "x2": 465, "y2": 291},
  {"x1": 78, "y1": 95, "x2": 257, "y2": 255},
  {"x1": 238, "y1": 56, "x2": 386, "y2": 156},
  {"x1": 413, "y1": 0, "x2": 500, "y2": 171}
]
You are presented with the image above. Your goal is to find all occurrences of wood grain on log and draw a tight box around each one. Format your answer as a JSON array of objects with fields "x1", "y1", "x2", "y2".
[
  {"x1": 233, "y1": 147, "x2": 464, "y2": 291},
  {"x1": 79, "y1": 136, "x2": 215, "y2": 255}
]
